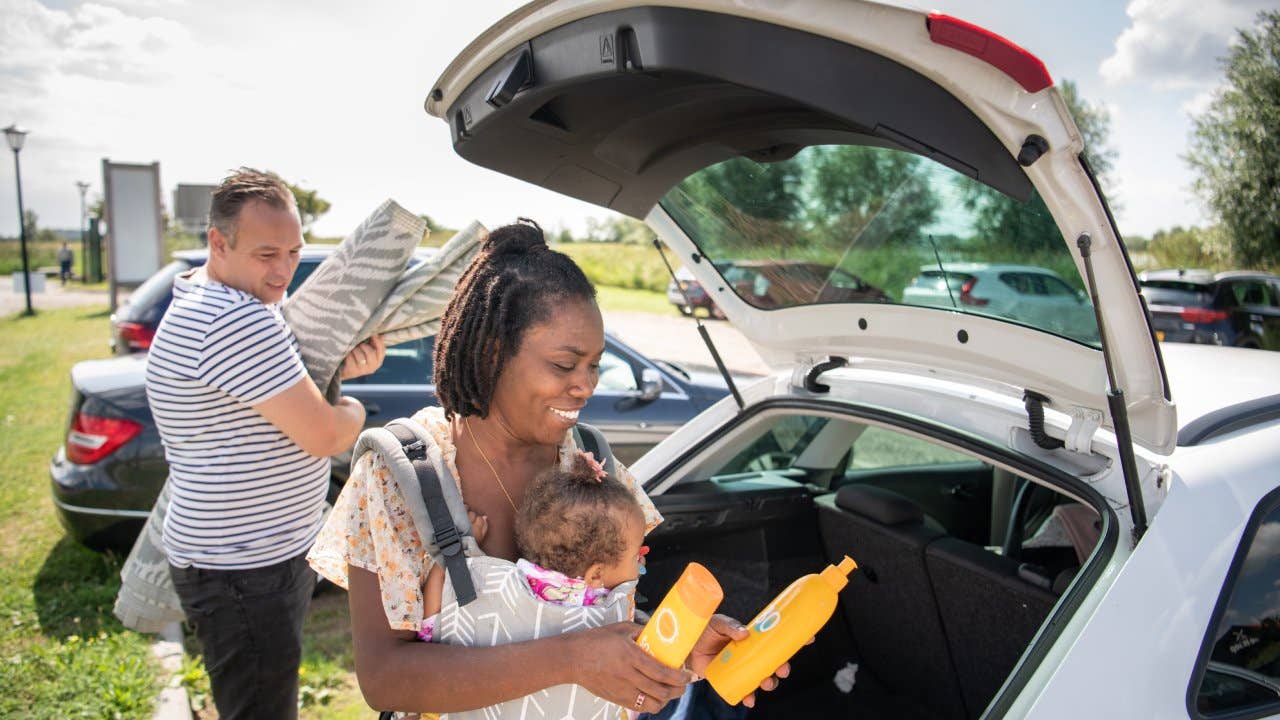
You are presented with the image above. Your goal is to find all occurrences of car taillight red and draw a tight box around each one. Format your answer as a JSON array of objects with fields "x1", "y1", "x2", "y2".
[
  {"x1": 926, "y1": 14, "x2": 1053, "y2": 93},
  {"x1": 117, "y1": 321, "x2": 154, "y2": 350},
  {"x1": 66, "y1": 413, "x2": 142, "y2": 464},
  {"x1": 1179, "y1": 308, "x2": 1229, "y2": 324},
  {"x1": 959, "y1": 277, "x2": 989, "y2": 306}
]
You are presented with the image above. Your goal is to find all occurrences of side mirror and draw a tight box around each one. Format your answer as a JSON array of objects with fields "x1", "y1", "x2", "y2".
[{"x1": 637, "y1": 367, "x2": 663, "y2": 403}]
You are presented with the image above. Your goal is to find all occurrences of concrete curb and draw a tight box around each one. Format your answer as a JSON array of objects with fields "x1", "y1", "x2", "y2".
[{"x1": 151, "y1": 622, "x2": 192, "y2": 720}]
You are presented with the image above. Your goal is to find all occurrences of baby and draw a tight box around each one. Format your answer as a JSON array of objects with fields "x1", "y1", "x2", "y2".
[{"x1": 419, "y1": 449, "x2": 648, "y2": 640}]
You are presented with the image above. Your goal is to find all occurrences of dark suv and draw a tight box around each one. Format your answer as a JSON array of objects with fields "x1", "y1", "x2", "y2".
[{"x1": 1139, "y1": 269, "x2": 1280, "y2": 350}]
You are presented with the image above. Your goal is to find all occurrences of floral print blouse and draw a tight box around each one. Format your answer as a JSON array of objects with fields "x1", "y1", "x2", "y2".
[{"x1": 306, "y1": 406, "x2": 662, "y2": 631}]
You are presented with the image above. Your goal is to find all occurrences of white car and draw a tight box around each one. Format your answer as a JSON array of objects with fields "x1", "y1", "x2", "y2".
[
  {"x1": 901, "y1": 264, "x2": 1097, "y2": 341},
  {"x1": 427, "y1": 2, "x2": 1280, "y2": 719}
]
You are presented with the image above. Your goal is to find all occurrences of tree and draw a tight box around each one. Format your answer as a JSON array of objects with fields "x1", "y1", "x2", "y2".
[
  {"x1": 283, "y1": 180, "x2": 331, "y2": 235},
  {"x1": 963, "y1": 79, "x2": 1118, "y2": 263},
  {"x1": 1186, "y1": 11, "x2": 1280, "y2": 269},
  {"x1": 1060, "y1": 79, "x2": 1118, "y2": 200}
]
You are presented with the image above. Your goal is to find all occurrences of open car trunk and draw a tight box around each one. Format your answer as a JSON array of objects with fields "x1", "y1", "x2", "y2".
[
  {"x1": 635, "y1": 401, "x2": 1115, "y2": 720},
  {"x1": 428, "y1": 0, "x2": 1176, "y2": 459}
]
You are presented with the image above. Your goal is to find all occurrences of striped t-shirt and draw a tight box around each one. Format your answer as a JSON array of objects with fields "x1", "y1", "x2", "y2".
[{"x1": 145, "y1": 270, "x2": 330, "y2": 570}]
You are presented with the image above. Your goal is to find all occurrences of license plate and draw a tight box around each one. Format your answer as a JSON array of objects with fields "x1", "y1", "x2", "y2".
[{"x1": 1156, "y1": 330, "x2": 1165, "y2": 342}]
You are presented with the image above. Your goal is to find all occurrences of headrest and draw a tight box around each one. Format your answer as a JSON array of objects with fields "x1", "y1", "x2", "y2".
[{"x1": 835, "y1": 485, "x2": 924, "y2": 526}]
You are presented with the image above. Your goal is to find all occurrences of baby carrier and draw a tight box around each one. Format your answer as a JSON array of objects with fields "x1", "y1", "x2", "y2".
[{"x1": 358, "y1": 418, "x2": 635, "y2": 720}]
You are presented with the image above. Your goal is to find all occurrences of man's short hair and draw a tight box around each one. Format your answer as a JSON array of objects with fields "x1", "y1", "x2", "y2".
[{"x1": 209, "y1": 168, "x2": 295, "y2": 246}]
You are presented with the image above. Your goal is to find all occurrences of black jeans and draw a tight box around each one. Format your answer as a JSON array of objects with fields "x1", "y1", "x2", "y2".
[{"x1": 170, "y1": 552, "x2": 316, "y2": 720}]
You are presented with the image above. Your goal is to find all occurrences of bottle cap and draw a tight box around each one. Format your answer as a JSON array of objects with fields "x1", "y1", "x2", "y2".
[
  {"x1": 675, "y1": 562, "x2": 724, "y2": 617},
  {"x1": 820, "y1": 556, "x2": 858, "y2": 591}
]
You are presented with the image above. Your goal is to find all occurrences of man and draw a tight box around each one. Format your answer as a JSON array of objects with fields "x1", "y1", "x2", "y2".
[
  {"x1": 57, "y1": 242, "x2": 73, "y2": 285},
  {"x1": 144, "y1": 168, "x2": 384, "y2": 719}
]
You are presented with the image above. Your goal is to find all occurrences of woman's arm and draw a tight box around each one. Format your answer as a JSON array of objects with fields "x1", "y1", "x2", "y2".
[{"x1": 349, "y1": 565, "x2": 692, "y2": 714}]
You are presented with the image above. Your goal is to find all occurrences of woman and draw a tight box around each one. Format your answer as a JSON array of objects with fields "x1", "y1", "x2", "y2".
[{"x1": 308, "y1": 219, "x2": 790, "y2": 716}]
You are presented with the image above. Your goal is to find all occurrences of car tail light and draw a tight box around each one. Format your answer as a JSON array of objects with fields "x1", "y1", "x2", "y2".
[
  {"x1": 66, "y1": 413, "x2": 142, "y2": 464},
  {"x1": 926, "y1": 14, "x2": 1053, "y2": 93},
  {"x1": 1179, "y1": 308, "x2": 1229, "y2": 324},
  {"x1": 117, "y1": 322, "x2": 155, "y2": 351},
  {"x1": 959, "y1": 277, "x2": 989, "y2": 306}
]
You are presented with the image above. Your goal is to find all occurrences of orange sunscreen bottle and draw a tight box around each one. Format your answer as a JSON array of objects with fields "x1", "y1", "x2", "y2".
[
  {"x1": 705, "y1": 556, "x2": 857, "y2": 705},
  {"x1": 636, "y1": 562, "x2": 724, "y2": 668}
]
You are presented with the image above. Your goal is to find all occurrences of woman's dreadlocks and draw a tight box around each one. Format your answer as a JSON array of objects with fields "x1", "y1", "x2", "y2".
[{"x1": 433, "y1": 218, "x2": 596, "y2": 419}]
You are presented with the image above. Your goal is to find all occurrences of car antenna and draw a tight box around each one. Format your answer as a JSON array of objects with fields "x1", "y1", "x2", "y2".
[
  {"x1": 652, "y1": 237, "x2": 745, "y2": 411},
  {"x1": 1076, "y1": 232, "x2": 1148, "y2": 544}
]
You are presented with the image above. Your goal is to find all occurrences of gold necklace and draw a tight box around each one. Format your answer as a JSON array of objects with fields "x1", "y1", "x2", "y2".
[{"x1": 465, "y1": 417, "x2": 518, "y2": 512}]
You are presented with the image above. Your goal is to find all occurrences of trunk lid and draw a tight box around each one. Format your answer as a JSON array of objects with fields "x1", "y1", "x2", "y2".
[{"x1": 425, "y1": 0, "x2": 1176, "y2": 454}]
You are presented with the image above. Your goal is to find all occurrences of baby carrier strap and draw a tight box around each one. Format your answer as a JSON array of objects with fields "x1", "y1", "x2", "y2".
[
  {"x1": 352, "y1": 420, "x2": 477, "y2": 608},
  {"x1": 572, "y1": 422, "x2": 616, "y2": 478}
]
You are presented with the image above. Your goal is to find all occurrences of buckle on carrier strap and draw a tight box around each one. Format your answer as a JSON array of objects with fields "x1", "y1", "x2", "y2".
[{"x1": 434, "y1": 525, "x2": 461, "y2": 555}]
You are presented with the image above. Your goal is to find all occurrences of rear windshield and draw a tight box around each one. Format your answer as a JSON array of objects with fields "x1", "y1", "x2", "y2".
[
  {"x1": 1140, "y1": 281, "x2": 1213, "y2": 308},
  {"x1": 124, "y1": 260, "x2": 193, "y2": 321},
  {"x1": 659, "y1": 144, "x2": 1100, "y2": 347}
]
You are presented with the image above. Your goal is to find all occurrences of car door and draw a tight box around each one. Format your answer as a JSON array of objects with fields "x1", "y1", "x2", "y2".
[
  {"x1": 1228, "y1": 280, "x2": 1280, "y2": 351},
  {"x1": 584, "y1": 340, "x2": 694, "y2": 466}
]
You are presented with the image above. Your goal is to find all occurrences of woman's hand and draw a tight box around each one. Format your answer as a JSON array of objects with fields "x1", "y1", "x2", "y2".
[
  {"x1": 686, "y1": 614, "x2": 809, "y2": 708},
  {"x1": 566, "y1": 622, "x2": 693, "y2": 714}
]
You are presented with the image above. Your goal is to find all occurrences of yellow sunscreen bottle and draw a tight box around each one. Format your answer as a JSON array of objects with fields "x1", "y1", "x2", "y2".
[
  {"x1": 636, "y1": 562, "x2": 724, "y2": 668},
  {"x1": 705, "y1": 556, "x2": 857, "y2": 705}
]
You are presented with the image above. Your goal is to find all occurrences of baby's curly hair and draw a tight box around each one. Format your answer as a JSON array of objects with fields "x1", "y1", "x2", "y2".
[{"x1": 515, "y1": 452, "x2": 643, "y2": 579}]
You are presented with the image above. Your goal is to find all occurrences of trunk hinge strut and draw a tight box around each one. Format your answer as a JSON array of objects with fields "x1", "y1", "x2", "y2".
[
  {"x1": 1078, "y1": 232, "x2": 1148, "y2": 543},
  {"x1": 652, "y1": 238, "x2": 744, "y2": 411}
]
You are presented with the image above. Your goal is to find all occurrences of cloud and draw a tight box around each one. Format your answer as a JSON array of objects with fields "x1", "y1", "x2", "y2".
[
  {"x1": 1100, "y1": 0, "x2": 1273, "y2": 89},
  {"x1": 0, "y1": 1, "x2": 192, "y2": 92}
]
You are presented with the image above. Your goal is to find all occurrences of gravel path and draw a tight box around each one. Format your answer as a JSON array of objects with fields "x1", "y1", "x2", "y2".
[
  {"x1": 0, "y1": 282, "x2": 124, "y2": 316},
  {"x1": 603, "y1": 310, "x2": 779, "y2": 377}
]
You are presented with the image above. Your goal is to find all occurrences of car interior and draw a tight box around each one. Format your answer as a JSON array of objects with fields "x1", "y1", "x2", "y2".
[{"x1": 636, "y1": 408, "x2": 1108, "y2": 720}]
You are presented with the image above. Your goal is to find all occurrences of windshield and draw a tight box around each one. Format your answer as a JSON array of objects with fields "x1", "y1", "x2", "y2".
[
  {"x1": 1140, "y1": 281, "x2": 1214, "y2": 308},
  {"x1": 659, "y1": 144, "x2": 1100, "y2": 346}
]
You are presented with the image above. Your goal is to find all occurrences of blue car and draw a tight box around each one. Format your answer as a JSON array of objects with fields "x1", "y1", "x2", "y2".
[{"x1": 53, "y1": 247, "x2": 730, "y2": 549}]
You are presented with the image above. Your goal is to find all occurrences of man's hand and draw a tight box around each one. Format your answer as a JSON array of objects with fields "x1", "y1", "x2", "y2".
[{"x1": 339, "y1": 335, "x2": 387, "y2": 381}]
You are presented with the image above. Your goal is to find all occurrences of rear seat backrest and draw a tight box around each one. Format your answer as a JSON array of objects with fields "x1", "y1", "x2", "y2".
[
  {"x1": 816, "y1": 486, "x2": 968, "y2": 720},
  {"x1": 925, "y1": 537, "x2": 1058, "y2": 719}
]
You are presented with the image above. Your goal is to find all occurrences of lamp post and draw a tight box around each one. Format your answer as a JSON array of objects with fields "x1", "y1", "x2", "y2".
[
  {"x1": 76, "y1": 181, "x2": 89, "y2": 284},
  {"x1": 4, "y1": 124, "x2": 32, "y2": 316}
]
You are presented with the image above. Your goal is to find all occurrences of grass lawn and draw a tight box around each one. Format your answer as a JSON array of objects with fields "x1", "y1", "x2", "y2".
[
  {"x1": 0, "y1": 305, "x2": 376, "y2": 719},
  {"x1": 596, "y1": 285, "x2": 681, "y2": 317},
  {"x1": 0, "y1": 305, "x2": 158, "y2": 719}
]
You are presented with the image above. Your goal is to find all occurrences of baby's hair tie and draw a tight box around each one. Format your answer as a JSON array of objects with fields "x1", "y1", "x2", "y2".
[{"x1": 576, "y1": 449, "x2": 608, "y2": 482}]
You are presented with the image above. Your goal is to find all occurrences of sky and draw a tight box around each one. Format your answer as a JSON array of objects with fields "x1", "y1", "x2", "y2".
[{"x1": 0, "y1": 0, "x2": 1273, "y2": 240}]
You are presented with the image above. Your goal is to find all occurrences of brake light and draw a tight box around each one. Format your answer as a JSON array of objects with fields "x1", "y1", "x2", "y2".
[
  {"x1": 66, "y1": 413, "x2": 142, "y2": 464},
  {"x1": 117, "y1": 322, "x2": 155, "y2": 351},
  {"x1": 1179, "y1": 308, "x2": 1229, "y2": 324},
  {"x1": 927, "y1": 14, "x2": 1053, "y2": 93},
  {"x1": 959, "y1": 277, "x2": 989, "y2": 306}
]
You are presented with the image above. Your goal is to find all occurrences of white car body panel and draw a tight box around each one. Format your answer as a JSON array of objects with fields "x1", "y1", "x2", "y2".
[
  {"x1": 1019, "y1": 425, "x2": 1279, "y2": 719},
  {"x1": 429, "y1": 0, "x2": 1176, "y2": 454}
]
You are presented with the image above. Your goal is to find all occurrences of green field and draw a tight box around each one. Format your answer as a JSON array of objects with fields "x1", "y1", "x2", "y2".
[
  {"x1": 0, "y1": 307, "x2": 158, "y2": 719},
  {"x1": 0, "y1": 306, "x2": 376, "y2": 719}
]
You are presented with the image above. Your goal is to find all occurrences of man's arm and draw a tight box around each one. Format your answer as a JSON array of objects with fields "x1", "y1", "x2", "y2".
[
  {"x1": 255, "y1": 377, "x2": 366, "y2": 457},
  {"x1": 255, "y1": 336, "x2": 387, "y2": 456}
]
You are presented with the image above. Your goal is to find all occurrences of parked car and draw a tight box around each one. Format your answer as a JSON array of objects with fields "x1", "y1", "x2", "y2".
[
  {"x1": 901, "y1": 263, "x2": 1096, "y2": 341},
  {"x1": 667, "y1": 265, "x2": 724, "y2": 318},
  {"x1": 427, "y1": 2, "x2": 1280, "y2": 718},
  {"x1": 1139, "y1": 269, "x2": 1280, "y2": 350},
  {"x1": 721, "y1": 260, "x2": 889, "y2": 309},
  {"x1": 53, "y1": 248, "x2": 731, "y2": 549}
]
